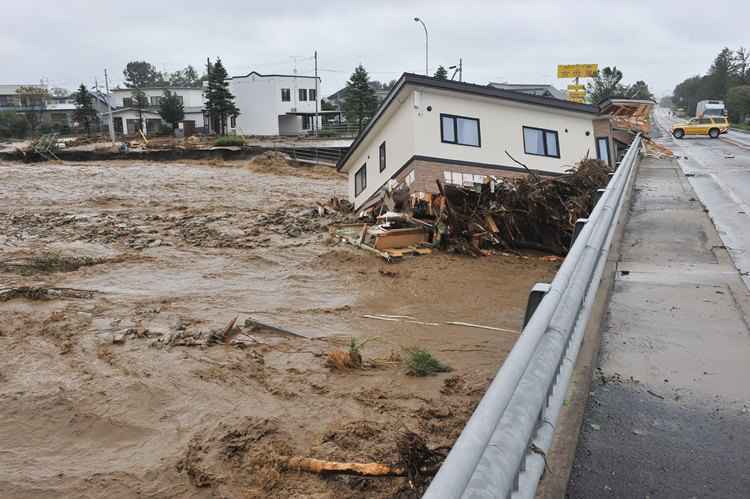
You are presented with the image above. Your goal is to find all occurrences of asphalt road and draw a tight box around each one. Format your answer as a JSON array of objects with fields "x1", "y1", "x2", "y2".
[
  {"x1": 654, "y1": 108, "x2": 750, "y2": 288},
  {"x1": 566, "y1": 120, "x2": 750, "y2": 498}
]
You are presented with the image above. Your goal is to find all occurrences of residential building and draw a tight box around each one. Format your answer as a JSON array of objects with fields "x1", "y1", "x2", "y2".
[
  {"x1": 0, "y1": 84, "x2": 109, "y2": 131},
  {"x1": 109, "y1": 87, "x2": 205, "y2": 136},
  {"x1": 226, "y1": 71, "x2": 321, "y2": 136},
  {"x1": 487, "y1": 83, "x2": 566, "y2": 100},
  {"x1": 337, "y1": 73, "x2": 615, "y2": 209}
]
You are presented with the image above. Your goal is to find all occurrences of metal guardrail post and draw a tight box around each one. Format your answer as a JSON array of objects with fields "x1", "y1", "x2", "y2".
[
  {"x1": 593, "y1": 188, "x2": 606, "y2": 205},
  {"x1": 523, "y1": 283, "x2": 551, "y2": 328},
  {"x1": 572, "y1": 218, "x2": 588, "y2": 244}
]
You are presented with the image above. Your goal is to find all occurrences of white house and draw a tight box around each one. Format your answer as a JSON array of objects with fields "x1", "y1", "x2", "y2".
[
  {"x1": 110, "y1": 87, "x2": 206, "y2": 136},
  {"x1": 226, "y1": 71, "x2": 321, "y2": 136},
  {"x1": 337, "y1": 73, "x2": 614, "y2": 209}
]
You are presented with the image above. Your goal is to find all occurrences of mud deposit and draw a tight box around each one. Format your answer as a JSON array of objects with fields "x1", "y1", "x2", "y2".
[{"x1": 0, "y1": 159, "x2": 558, "y2": 498}]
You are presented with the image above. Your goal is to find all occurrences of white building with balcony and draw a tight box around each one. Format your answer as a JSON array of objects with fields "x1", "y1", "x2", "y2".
[{"x1": 226, "y1": 71, "x2": 321, "y2": 136}]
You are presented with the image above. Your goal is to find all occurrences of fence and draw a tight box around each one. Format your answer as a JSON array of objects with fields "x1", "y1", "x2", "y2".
[{"x1": 423, "y1": 135, "x2": 643, "y2": 499}]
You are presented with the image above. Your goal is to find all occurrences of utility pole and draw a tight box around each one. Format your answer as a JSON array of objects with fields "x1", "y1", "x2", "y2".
[
  {"x1": 459, "y1": 58, "x2": 463, "y2": 82},
  {"x1": 104, "y1": 69, "x2": 115, "y2": 143},
  {"x1": 314, "y1": 50, "x2": 319, "y2": 136}
]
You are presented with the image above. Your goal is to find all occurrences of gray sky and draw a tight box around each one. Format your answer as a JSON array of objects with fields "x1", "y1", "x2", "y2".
[{"x1": 1, "y1": 0, "x2": 747, "y2": 98}]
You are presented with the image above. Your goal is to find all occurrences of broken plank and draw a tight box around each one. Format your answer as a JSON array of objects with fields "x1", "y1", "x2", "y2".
[{"x1": 445, "y1": 321, "x2": 520, "y2": 334}]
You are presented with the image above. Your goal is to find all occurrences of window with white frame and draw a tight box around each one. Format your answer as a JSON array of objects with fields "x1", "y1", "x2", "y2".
[
  {"x1": 122, "y1": 97, "x2": 133, "y2": 107},
  {"x1": 596, "y1": 137, "x2": 610, "y2": 165},
  {"x1": 299, "y1": 89, "x2": 308, "y2": 101},
  {"x1": 309, "y1": 89, "x2": 317, "y2": 101},
  {"x1": 230, "y1": 115, "x2": 236, "y2": 128},
  {"x1": 281, "y1": 88, "x2": 291, "y2": 102},
  {"x1": 523, "y1": 126, "x2": 559, "y2": 158},
  {"x1": 354, "y1": 164, "x2": 367, "y2": 197},
  {"x1": 440, "y1": 114, "x2": 480, "y2": 147},
  {"x1": 150, "y1": 96, "x2": 161, "y2": 106},
  {"x1": 379, "y1": 141, "x2": 386, "y2": 172}
]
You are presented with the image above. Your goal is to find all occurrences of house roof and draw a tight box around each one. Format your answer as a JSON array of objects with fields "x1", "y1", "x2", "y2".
[
  {"x1": 228, "y1": 70, "x2": 320, "y2": 81},
  {"x1": 112, "y1": 86, "x2": 203, "y2": 92},
  {"x1": 0, "y1": 84, "x2": 47, "y2": 96},
  {"x1": 487, "y1": 82, "x2": 566, "y2": 100},
  {"x1": 337, "y1": 73, "x2": 601, "y2": 171}
]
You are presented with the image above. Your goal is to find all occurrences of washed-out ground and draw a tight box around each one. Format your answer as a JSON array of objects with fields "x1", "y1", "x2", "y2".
[{"x1": 0, "y1": 157, "x2": 557, "y2": 498}]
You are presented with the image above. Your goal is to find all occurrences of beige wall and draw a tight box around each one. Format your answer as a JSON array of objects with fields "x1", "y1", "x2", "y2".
[{"x1": 345, "y1": 89, "x2": 416, "y2": 207}]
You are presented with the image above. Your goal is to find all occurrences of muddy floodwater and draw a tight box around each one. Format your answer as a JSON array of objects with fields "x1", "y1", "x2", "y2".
[{"x1": 0, "y1": 158, "x2": 558, "y2": 498}]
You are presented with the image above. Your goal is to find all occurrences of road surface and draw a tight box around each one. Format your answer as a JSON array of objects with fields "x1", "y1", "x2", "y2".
[
  {"x1": 654, "y1": 108, "x2": 750, "y2": 288},
  {"x1": 567, "y1": 123, "x2": 750, "y2": 497}
]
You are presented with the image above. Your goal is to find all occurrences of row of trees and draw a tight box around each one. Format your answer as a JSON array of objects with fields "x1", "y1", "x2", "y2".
[
  {"x1": 672, "y1": 47, "x2": 750, "y2": 121},
  {"x1": 122, "y1": 61, "x2": 204, "y2": 89}
]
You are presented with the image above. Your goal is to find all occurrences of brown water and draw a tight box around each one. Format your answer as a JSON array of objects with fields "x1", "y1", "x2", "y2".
[{"x1": 0, "y1": 159, "x2": 558, "y2": 498}]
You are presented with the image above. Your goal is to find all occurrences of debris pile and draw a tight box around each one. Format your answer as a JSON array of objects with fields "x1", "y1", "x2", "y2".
[
  {"x1": 439, "y1": 158, "x2": 611, "y2": 255},
  {"x1": 332, "y1": 158, "x2": 611, "y2": 260}
]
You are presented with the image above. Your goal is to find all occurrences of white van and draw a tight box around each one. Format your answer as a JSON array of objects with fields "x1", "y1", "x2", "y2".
[{"x1": 696, "y1": 100, "x2": 726, "y2": 118}]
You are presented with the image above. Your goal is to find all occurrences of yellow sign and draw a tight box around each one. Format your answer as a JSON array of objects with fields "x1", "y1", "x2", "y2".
[
  {"x1": 557, "y1": 64, "x2": 598, "y2": 79},
  {"x1": 568, "y1": 95, "x2": 586, "y2": 103},
  {"x1": 567, "y1": 84, "x2": 586, "y2": 91}
]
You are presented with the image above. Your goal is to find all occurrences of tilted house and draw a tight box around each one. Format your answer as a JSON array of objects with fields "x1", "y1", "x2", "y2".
[{"x1": 337, "y1": 74, "x2": 615, "y2": 210}]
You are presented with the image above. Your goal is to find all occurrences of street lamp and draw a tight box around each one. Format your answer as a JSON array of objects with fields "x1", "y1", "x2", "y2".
[{"x1": 414, "y1": 17, "x2": 428, "y2": 76}]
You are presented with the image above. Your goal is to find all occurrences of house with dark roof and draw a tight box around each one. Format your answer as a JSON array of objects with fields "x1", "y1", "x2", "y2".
[
  {"x1": 337, "y1": 73, "x2": 615, "y2": 209},
  {"x1": 226, "y1": 71, "x2": 322, "y2": 135}
]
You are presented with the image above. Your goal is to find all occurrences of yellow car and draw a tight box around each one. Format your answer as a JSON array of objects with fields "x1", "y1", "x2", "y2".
[{"x1": 672, "y1": 117, "x2": 729, "y2": 139}]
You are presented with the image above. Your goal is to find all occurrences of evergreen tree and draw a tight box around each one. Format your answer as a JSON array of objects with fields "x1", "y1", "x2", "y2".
[
  {"x1": 343, "y1": 65, "x2": 378, "y2": 131},
  {"x1": 707, "y1": 47, "x2": 734, "y2": 100},
  {"x1": 433, "y1": 65, "x2": 449, "y2": 80},
  {"x1": 72, "y1": 84, "x2": 98, "y2": 136},
  {"x1": 203, "y1": 58, "x2": 239, "y2": 135},
  {"x1": 131, "y1": 88, "x2": 149, "y2": 132},
  {"x1": 726, "y1": 85, "x2": 750, "y2": 123},
  {"x1": 159, "y1": 90, "x2": 185, "y2": 130},
  {"x1": 586, "y1": 67, "x2": 626, "y2": 104}
]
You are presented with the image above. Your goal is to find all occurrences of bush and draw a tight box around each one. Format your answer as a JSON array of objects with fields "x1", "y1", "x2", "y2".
[
  {"x1": 405, "y1": 349, "x2": 451, "y2": 376},
  {"x1": 214, "y1": 135, "x2": 245, "y2": 146},
  {"x1": 0, "y1": 111, "x2": 30, "y2": 138}
]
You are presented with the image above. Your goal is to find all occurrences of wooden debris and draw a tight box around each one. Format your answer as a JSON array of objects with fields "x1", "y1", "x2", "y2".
[
  {"x1": 243, "y1": 317, "x2": 308, "y2": 338},
  {"x1": 0, "y1": 286, "x2": 96, "y2": 302},
  {"x1": 286, "y1": 457, "x2": 404, "y2": 477},
  {"x1": 445, "y1": 321, "x2": 520, "y2": 334}
]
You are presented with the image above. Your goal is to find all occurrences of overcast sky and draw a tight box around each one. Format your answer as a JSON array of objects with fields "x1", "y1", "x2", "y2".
[{"x1": 1, "y1": 0, "x2": 747, "y2": 98}]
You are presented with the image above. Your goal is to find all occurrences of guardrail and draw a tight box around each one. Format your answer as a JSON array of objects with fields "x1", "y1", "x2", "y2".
[{"x1": 423, "y1": 134, "x2": 643, "y2": 499}]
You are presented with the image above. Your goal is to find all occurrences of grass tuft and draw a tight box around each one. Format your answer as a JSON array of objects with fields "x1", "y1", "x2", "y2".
[
  {"x1": 214, "y1": 135, "x2": 246, "y2": 147},
  {"x1": 405, "y1": 349, "x2": 451, "y2": 377}
]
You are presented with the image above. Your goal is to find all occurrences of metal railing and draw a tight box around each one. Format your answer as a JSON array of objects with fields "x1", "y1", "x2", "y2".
[{"x1": 424, "y1": 135, "x2": 643, "y2": 499}]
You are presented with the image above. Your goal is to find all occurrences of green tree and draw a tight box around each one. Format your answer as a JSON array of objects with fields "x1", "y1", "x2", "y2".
[
  {"x1": 732, "y1": 47, "x2": 750, "y2": 85},
  {"x1": 586, "y1": 66, "x2": 626, "y2": 104},
  {"x1": 343, "y1": 65, "x2": 378, "y2": 131},
  {"x1": 123, "y1": 60, "x2": 164, "y2": 88},
  {"x1": 726, "y1": 85, "x2": 750, "y2": 123},
  {"x1": 167, "y1": 65, "x2": 201, "y2": 87},
  {"x1": 131, "y1": 88, "x2": 149, "y2": 132},
  {"x1": 159, "y1": 90, "x2": 185, "y2": 130},
  {"x1": 707, "y1": 47, "x2": 734, "y2": 100},
  {"x1": 203, "y1": 58, "x2": 239, "y2": 135},
  {"x1": 433, "y1": 65, "x2": 448, "y2": 80},
  {"x1": 626, "y1": 80, "x2": 654, "y2": 100},
  {"x1": 0, "y1": 111, "x2": 30, "y2": 138},
  {"x1": 673, "y1": 75, "x2": 710, "y2": 115},
  {"x1": 15, "y1": 85, "x2": 49, "y2": 134},
  {"x1": 72, "y1": 84, "x2": 99, "y2": 136}
]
